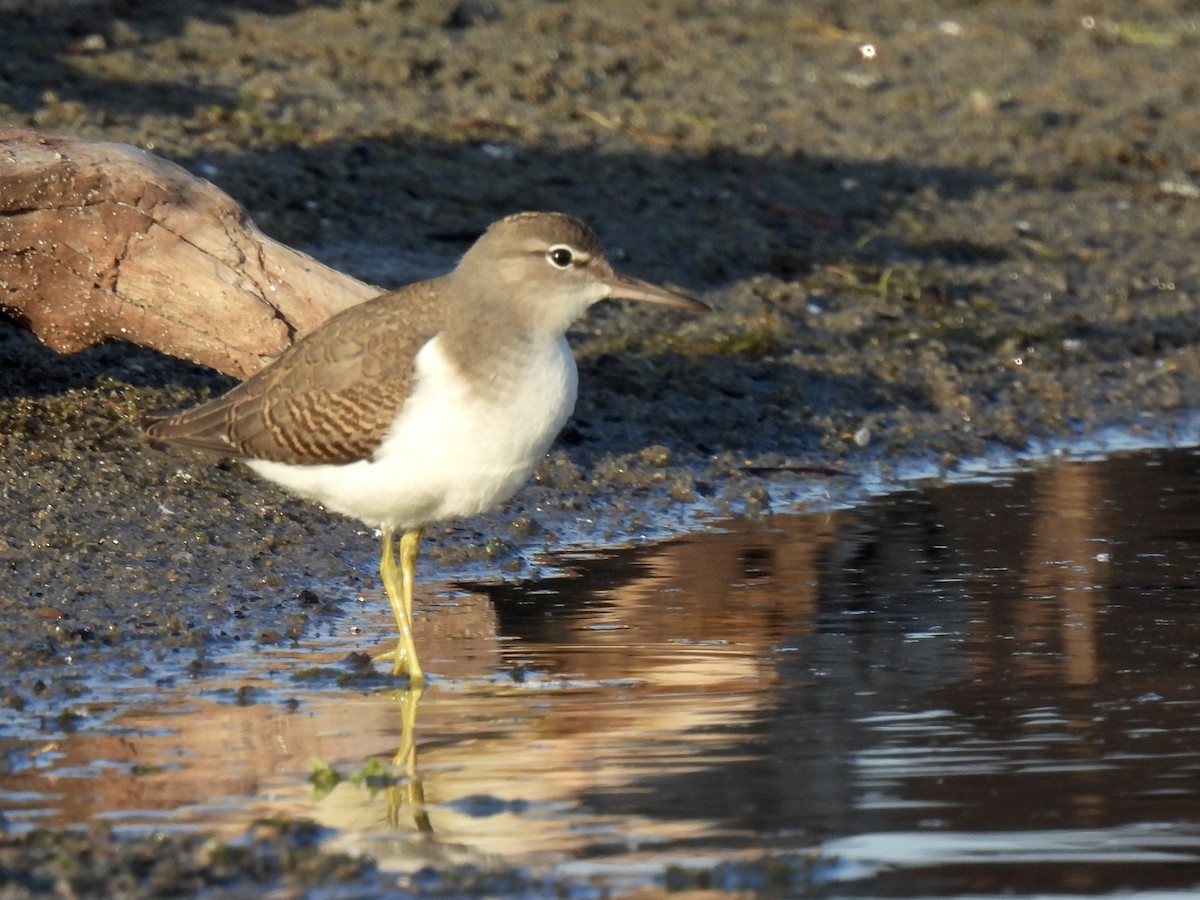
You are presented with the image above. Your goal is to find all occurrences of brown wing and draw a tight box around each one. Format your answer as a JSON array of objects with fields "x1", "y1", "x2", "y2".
[{"x1": 146, "y1": 281, "x2": 446, "y2": 465}]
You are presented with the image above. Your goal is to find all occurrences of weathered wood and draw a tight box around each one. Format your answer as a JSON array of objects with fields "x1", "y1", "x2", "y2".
[{"x1": 0, "y1": 128, "x2": 381, "y2": 380}]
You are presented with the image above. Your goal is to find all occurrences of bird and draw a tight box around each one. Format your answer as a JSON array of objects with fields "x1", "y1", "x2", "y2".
[{"x1": 146, "y1": 211, "x2": 708, "y2": 685}]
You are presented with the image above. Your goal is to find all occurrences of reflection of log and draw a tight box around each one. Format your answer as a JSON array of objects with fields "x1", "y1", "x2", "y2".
[{"x1": 0, "y1": 128, "x2": 380, "y2": 380}]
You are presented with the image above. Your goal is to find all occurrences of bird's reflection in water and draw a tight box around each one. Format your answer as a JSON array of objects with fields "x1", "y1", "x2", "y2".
[{"x1": 383, "y1": 685, "x2": 432, "y2": 834}]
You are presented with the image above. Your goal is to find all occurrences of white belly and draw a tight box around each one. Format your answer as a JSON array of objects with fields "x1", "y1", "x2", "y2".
[{"x1": 247, "y1": 334, "x2": 578, "y2": 529}]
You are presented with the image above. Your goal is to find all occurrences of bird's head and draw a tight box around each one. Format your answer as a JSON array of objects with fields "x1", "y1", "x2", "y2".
[{"x1": 454, "y1": 211, "x2": 707, "y2": 337}]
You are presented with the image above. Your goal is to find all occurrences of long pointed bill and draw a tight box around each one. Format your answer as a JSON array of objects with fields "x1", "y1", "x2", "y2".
[{"x1": 607, "y1": 271, "x2": 710, "y2": 312}]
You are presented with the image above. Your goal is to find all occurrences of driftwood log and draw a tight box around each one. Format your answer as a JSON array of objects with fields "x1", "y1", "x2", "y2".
[{"x1": 0, "y1": 128, "x2": 380, "y2": 380}]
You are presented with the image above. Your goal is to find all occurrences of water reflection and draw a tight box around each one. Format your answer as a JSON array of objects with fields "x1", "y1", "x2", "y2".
[{"x1": 6, "y1": 447, "x2": 1200, "y2": 895}]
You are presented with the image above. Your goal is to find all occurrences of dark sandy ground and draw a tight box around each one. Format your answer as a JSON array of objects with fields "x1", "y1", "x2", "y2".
[{"x1": 2, "y1": 0, "x2": 1200, "y2": 894}]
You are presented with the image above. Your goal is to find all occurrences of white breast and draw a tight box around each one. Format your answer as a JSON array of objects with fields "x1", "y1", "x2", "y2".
[{"x1": 247, "y1": 334, "x2": 578, "y2": 529}]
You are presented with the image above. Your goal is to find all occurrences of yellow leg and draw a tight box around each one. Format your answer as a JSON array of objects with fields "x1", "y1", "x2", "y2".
[{"x1": 376, "y1": 526, "x2": 424, "y2": 684}]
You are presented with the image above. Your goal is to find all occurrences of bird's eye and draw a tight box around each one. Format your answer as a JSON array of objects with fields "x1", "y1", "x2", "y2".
[{"x1": 546, "y1": 245, "x2": 574, "y2": 269}]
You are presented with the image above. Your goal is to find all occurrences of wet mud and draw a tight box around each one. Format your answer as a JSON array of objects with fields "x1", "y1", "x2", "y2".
[{"x1": 3, "y1": 0, "x2": 1200, "y2": 895}]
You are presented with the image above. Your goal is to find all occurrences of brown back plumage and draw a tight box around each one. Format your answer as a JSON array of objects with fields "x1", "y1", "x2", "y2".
[{"x1": 146, "y1": 279, "x2": 447, "y2": 465}]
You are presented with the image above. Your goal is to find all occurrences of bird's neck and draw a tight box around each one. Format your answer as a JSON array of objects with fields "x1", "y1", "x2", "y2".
[{"x1": 440, "y1": 285, "x2": 566, "y2": 399}]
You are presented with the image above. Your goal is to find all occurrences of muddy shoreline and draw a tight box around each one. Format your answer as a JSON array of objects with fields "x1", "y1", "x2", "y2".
[{"x1": 3, "y1": 0, "x2": 1200, "y2": 894}]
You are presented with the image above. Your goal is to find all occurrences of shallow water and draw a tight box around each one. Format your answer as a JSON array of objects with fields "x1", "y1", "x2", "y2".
[{"x1": 5, "y1": 445, "x2": 1200, "y2": 895}]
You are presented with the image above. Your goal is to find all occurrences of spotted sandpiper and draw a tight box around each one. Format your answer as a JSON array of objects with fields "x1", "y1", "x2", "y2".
[{"x1": 146, "y1": 212, "x2": 707, "y2": 684}]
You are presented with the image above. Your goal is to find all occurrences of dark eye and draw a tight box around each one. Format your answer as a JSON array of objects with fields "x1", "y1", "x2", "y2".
[{"x1": 546, "y1": 245, "x2": 574, "y2": 269}]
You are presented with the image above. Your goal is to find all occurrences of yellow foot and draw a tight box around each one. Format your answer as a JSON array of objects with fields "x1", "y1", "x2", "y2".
[{"x1": 372, "y1": 642, "x2": 425, "y2": 685}]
